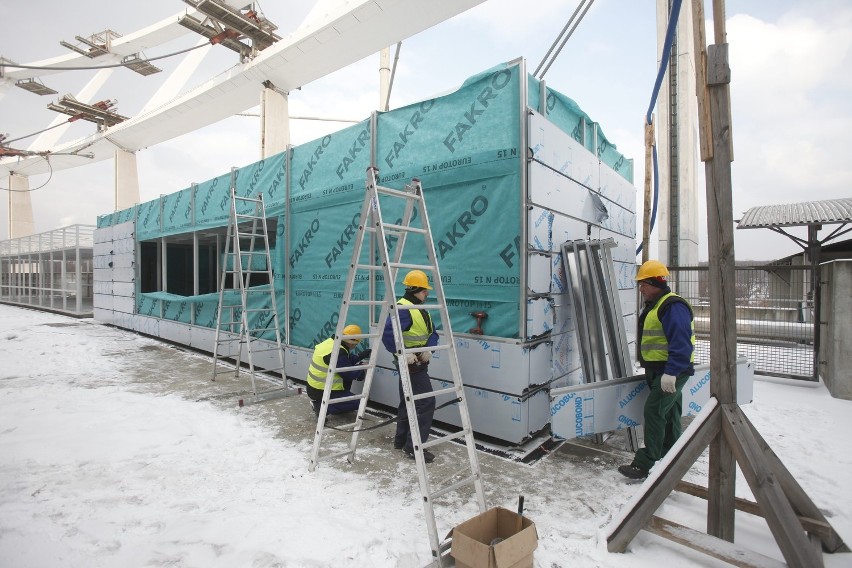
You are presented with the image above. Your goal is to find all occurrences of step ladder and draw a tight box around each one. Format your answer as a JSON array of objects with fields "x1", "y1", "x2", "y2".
[
  {"x1": 308, "y1": 167, "x2": 487, "y2": 565},
  {"x1": 211, "y1": 188, "x2": 295, "y2": 404}
]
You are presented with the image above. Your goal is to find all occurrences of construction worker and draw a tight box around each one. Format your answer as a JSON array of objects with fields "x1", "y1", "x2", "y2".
[
  {"x1": 306, "y1": 323, "x2": 371, "y2": 416},
  {"x1": 382, "y1": 269, "x2": 439, "y2": 463},
  {"x1": 619, "y1": 260, "x2": 696, "y2": 480}
]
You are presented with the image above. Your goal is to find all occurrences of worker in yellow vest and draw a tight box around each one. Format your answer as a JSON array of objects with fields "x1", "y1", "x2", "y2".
[
  {"x1": 306, "y1": 323, "x2": 371, "y2": 416},
  {"x1": 619, "y1": 260, "x2": 696, "y2": 480},
  {"x1": 382, "y1": 269, "x2": 439, "y2": 463}
]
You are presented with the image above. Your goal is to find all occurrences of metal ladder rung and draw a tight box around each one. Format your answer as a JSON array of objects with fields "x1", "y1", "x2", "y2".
[
  {"x1": 324, "y1": 393, "x2": 369, "y2": 405},
  {"x1": 382, "y1": 223, "x2": 427, "y2": 235},
  {"x1": 339, "y1": 331, "x2": 382, "y2": 340},
  {"x1": 397, "y1": 303, "x2": 443, "y2": 311},
  {"x1": 413, "y1": 386, "x2": 457, "y2": 401},
  {"x1": 422, "y1": 429, "x2": 467, "y2": 450},
  {"x1": 354, "y1": 263, "x2": 383, "y2": 271},
  {"x1": 234, "y1": 195, "x2": 263, "y2": 204},
  {"x1": 375, "y1": 186, "x2": 421, "y2": 200},
  {"x1": 429, "y1": 474, "x2": 477, "y2": 500},
  {"x1": 388, "y1": 261, "x2": 433, "y2": 271},
  {"x1": 404, "y1": 344, "x2": 451, "y2": 354},
  {"x1": 346, "y1": 300, "x2": 385, "y2": 306},
  {"x1": 315, "y1": 447, "x2": 356, "y2": 463}
]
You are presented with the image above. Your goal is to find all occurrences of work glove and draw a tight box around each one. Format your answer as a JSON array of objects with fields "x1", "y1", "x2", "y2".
[
  {"x1": 418, "y1": 351, "x2": 432, "y2": 364},
  {"x1": 357, "y1": 349, "x2": 372, "y2": 363},
  {"x1": 404, "y1": 352, "x2": 418, "y2": 365},
  {"x1": 661, "y1": 373, "x2": 677, "y2": 393}
]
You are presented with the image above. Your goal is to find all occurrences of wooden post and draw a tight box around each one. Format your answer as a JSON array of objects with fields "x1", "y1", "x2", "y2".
[
  {"x1": 642, "y1": 116, "x2": 655, "y2": 263},
  {"x1": 693, "y1": 0, "x2": 738, "y2": 541}
]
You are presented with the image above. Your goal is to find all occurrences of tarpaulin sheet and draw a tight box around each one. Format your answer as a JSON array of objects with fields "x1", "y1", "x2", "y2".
[{"x1": 97, "y1": 61, "x2": 634, "y2": 350}]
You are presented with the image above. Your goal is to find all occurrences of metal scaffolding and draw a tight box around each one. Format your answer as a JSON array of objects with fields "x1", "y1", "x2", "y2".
[{"x1": 0, "y1": 225, "x2": 95, "y2": 316}]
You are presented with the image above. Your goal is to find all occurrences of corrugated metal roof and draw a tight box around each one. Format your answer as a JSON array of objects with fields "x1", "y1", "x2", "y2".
[{"x1": 737, "y1": 198, "x2": 852, "y2": 229}]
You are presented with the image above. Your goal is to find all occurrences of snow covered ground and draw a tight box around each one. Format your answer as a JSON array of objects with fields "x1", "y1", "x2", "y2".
[{"x1": 1, "y1": 304, "x2": 850, "y2": 567}]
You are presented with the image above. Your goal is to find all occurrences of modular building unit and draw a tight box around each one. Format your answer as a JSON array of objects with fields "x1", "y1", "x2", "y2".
[{"x1": 95, "y1": 60, "x2": 637, "y2": 444}]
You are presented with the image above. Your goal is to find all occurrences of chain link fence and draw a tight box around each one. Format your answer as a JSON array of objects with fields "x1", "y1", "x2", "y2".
[{"x1": 668, "y1": 265, "x2": 815, "y2": 380}]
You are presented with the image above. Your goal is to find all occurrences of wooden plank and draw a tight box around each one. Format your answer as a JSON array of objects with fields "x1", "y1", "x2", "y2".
[
  {"x1": 675, "y1": 481, "x2": 836, "y2": 543},
  {"x1": 691, "y1": 0, "x2": 713, "y2": 161},
  {"x1": 722, "y1": 405, "x2": 823, "y2": 568},
  {"x1": 645, "y1": 516, "x2": 785, "y2": 568},
  {"x1": 642, "y1": 116, "x2": 654, "y2": 262},
  {"x1": 607, "y1": 403, "x2": 720, "y2": 552},
  {"x1": 739, "y1": 411, "x2": 849, "y2": 553}
]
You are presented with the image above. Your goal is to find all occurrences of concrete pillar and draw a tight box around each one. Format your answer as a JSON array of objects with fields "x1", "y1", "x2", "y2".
[
  {"x1": 260, "y1": 86, "x2": 290, "y2": 159},
  {"x1": 819, "y1": 260, "x2": 852, "y2": 399},
  {"x1": 115, "y1": 149, "x2": 140, "y2": 211},
  {"x1": 655, "y1": 0, "x2": 700, "y2": 269},
  {"x1": 7, "y1": 173, "x2": 34, "y2": 238}
]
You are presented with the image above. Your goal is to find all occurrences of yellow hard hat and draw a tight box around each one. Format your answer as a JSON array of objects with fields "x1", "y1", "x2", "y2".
[
  {"x1": 342, "y1": 324, "x2": 362, "y2": 343},
  {"x1": 635, "y1": 260, "x2": 669, "y2": 281},
  {"x1": 402, "y1": 269, "x2": 432, "y2": 290}
]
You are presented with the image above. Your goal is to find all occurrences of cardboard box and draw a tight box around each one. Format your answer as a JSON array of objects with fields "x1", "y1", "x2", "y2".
[{"x1": 450, "y1": 507, "x2": 538, "y2": 568}]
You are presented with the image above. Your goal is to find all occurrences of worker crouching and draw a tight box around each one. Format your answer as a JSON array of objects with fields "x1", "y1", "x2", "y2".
[{"x1": 306, "y1": 323, "x2": 371, "y2": 416}]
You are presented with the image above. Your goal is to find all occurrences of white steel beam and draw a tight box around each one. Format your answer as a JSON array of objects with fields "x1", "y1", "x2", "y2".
[{"x1": 1, "y1": 0, "x2": 486, "y2": 178}]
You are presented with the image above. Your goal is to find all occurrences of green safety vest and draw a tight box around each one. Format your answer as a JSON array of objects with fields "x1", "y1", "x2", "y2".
[
  {"x1": 638, "y1": 292, "x2": 696, "y2": 364},
  {"x1": 306, "y1": 337, "x2": 349, "y2": 391},
  {"x1": 398, "y1": 297, "x2": 433, "y2": 348}
]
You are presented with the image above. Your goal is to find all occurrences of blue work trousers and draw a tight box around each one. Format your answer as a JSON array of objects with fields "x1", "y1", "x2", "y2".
[{"x1": 395, "y1": 364, "x2": 436, "y2": 451}]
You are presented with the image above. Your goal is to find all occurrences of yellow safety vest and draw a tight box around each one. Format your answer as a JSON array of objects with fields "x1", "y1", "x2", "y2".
[
  {"x1": 306, "y1": 337, "x2": 349, "y2": 391},
  {"x1": 398, "y1": 297, "x2": 433, "y2": 348},
  {"x1": 639, "y1": 292, "x2": 696, "y2": 363}
]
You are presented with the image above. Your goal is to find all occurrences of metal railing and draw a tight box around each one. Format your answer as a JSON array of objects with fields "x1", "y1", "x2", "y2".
[
  {"x1": 0, "y1": 225, "x2": 95, "y2": 316},
  {"x1": 668, "y1": 265, "x2": 815, "y2": 380}
]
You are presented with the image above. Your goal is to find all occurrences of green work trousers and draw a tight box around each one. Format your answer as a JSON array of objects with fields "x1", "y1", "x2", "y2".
[{"x1": 633, "y1": 371, "x2": 691, "y2": 472}]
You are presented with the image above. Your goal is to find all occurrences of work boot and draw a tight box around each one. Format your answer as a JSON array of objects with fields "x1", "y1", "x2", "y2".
[
  {"x1": 403, "y1": 446, "x2": 435, "y2": 463},
  {"x1": 618, "y1": 463, "x2": 648, "y2": 480},
  {"x1": 393, "y1": 437, "x2": 406, "y2": 450}
]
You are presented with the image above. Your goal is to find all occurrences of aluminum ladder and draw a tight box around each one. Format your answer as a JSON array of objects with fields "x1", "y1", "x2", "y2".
[
  {"x1": 308, "y1": 167, "x2": 487, "y2": 566},
  {"x1": 211, "y1": 188, "x2": 295, "y2": 404}
]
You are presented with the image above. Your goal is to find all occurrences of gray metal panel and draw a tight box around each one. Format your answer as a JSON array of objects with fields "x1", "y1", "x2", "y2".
[
  {"x1": 94, "y1": 226, "x2": 112, "y2": 244},
  {"x1": 113, "y1": 296, "x2": 136, "y2": 314},
  {"x1": 434, "y1": 385, "x2": 550, "y2": 445},
  {"x1": 111, "y1": 252, "x2": 135, "y2": 268},
  {"x1": 528, "y1": 110, "x2": 599, "y2": 190},
  {"x1": 113, "y1": 237, "x2": 136, "y2": 255},
  {"x1": 112, "y1": 221, "x2": 135, "y2": 240},
  {"x1": 93, "y1": 307, "x2": 113, "y2": 324},
  {"x1": 737, "y1": 198, "x2": 852, "y2": 229},
  {"x1": 550, "y1": 359, "x2": 754, "y2": 439},
  {"x1": 93, "y1": 281, "x2": 113, "y2": 295},
  {"x1": 527, "y1": 253, "x2": 551, "y2": 294},
  {"x1": 93, "y1": 242, "x2": 113, "y2": 256},
  {"x1": 113, "y1": 282, "x2": 135, "y2": 297},
  {"x1": 159, "y1": 320, "x2": 191, "y2": 345},
  {"x1": 189, "y1": 325, "x2": 216, "y2": 353}
]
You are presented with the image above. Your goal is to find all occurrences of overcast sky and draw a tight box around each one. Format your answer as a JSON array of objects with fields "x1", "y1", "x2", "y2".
[{"x1": 1, "y1": 0, "x2": 850, "y2": 261}]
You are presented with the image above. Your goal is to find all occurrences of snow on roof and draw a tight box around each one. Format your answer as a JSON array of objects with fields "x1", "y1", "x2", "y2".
[{"x1": 737, "y1": 197, "x2": 852, "y2": 229}]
